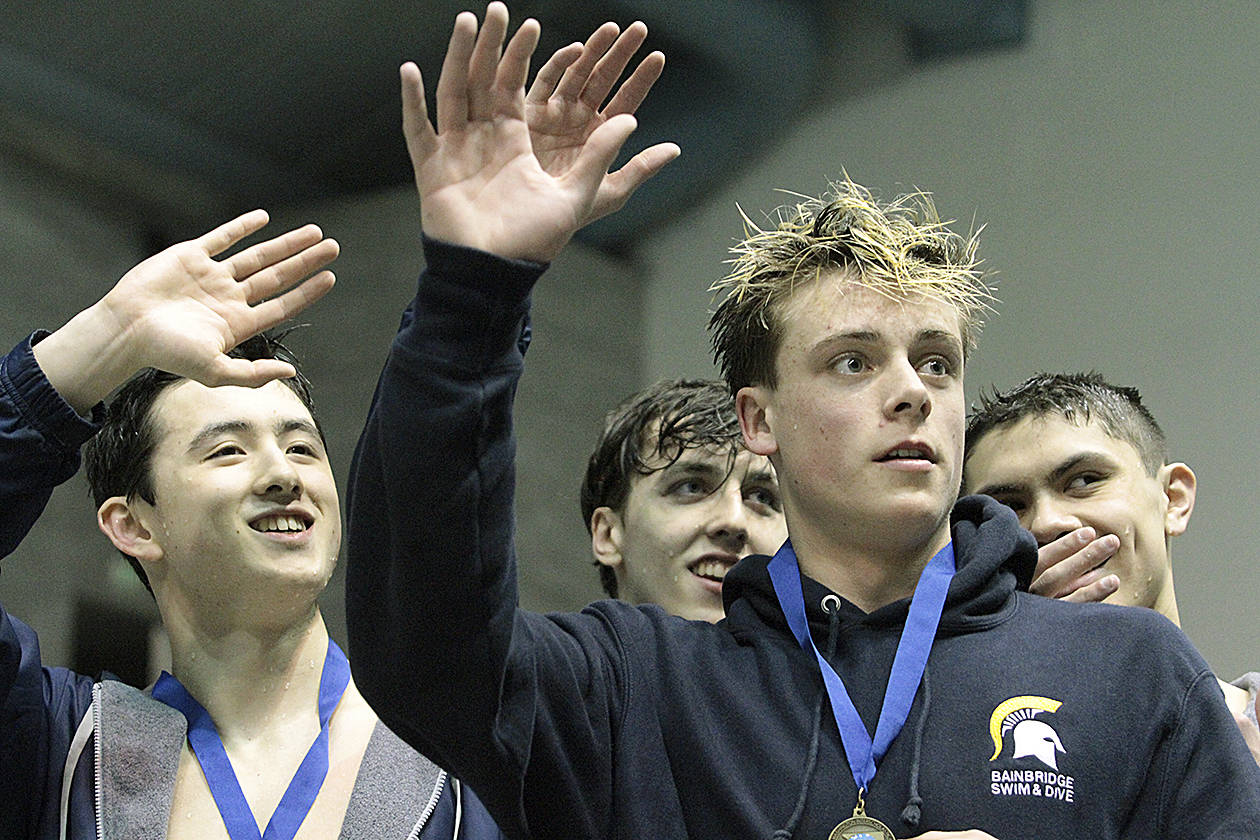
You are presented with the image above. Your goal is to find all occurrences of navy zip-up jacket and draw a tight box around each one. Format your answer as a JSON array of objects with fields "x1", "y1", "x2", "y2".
[{"x1": 346, "y1": 237, "x2": 1260, "y2": 840}]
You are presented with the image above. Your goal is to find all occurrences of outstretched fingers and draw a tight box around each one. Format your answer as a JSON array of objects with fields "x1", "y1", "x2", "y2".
[
  {"x1": 465, "y1": 2, "x2": 511, "y2": 120},
  {"x1": 241, "y1": 268, "x2": 337, "y2": 335},
  {"x1": 401, "y1": 62, "x2": 437, "y2": 166},
  {"x1": 224, "y1": 223, "x2": 324, "y2": 281},
  {"x1": 197, "y1": 209, "x2": 271, "y2": 258},
  {"x1": 525, "y1": 42, "x2": 582, "y2": 104},
  {"x1": 494, "y1": 16, "x2": 541, "y2": 99},
  {"x1": 553, "y1": 22, "x2": 619, "y2": 103},
  {"x1": 584, "y1": 22, "x2": 653, "y2": 112},
  {"x1": 434, "y1": 11, "x2": 479, "y2": 132},
  {"x1": 601, "y1": 49, "x2": 664, "y2": 117},
  {"x1": 235, "y1": 235, "x2": 340, "y2": 303}
]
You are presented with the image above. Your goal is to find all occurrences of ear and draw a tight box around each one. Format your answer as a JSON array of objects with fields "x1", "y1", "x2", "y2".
[
  {"x1": 736, "y1": 386, "x2": 778, "y2": 457},
  {"x1": 590, "y1": 506, "x2": 627, "y2": 573},
  {"x1": 1160, "y1": 463, "x2": 1197, "y2": 537},
  {"x1": 97, "y1": 496, "x2": 164, "y2": 565}
]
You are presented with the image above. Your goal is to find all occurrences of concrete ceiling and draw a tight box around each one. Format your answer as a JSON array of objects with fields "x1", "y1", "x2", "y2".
[{"x1": 0, "y1": 0, "x2": 1025, "y2": 251}]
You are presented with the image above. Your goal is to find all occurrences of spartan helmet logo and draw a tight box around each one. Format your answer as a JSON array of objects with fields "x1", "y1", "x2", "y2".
[{"x1": 989, "y1": 695, "x2": 1066, "y2": 770}]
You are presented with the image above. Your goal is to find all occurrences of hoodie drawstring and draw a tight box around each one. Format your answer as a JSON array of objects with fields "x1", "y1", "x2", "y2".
[
  {"x1": 898, "y1": 662, "x2": 930, "y2": 828},
  {"x1": 771, "y1": 598, "x2": 843, "y2": 840}
]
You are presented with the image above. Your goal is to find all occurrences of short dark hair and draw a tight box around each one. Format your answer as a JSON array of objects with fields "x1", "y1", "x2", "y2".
[
  {"x1": 964, "y1": 372, "x2": 1167, "y2": 483},
  {"x1": 580, "y1": 380, "x2": 744, "y2": 598},
  {"x1": 83, "y1": 334, "x2": 320, "y2": 594}
]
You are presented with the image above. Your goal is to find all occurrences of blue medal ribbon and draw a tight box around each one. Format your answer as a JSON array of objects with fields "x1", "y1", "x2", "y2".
[
  {"x1": 768, "y1": 539, "x2": 955, "y2": 796},
  {"x1": 152, "y1": 638, "x2": 351, "y2": 840}
]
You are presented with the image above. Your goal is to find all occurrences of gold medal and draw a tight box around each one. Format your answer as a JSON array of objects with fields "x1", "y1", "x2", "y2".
[{"x1": 827, "y1": 789, "x2": 895, "y2": 840}]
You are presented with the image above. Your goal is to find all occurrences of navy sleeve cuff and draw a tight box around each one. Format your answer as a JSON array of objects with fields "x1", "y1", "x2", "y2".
[{"x1": 1, "y1": 332, "x2": 102, "y2": 452}]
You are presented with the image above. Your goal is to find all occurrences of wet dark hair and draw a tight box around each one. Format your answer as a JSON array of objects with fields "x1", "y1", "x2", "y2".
[
  {"x1": 580, "y1": 379, "x2": 745, "y2": 597},
  {"x1": 83, "y1": 333, "x2": 321, "y2": 594},
  {"x1": 964, "y1": 371, "x2": 1167, "y2": 487}
]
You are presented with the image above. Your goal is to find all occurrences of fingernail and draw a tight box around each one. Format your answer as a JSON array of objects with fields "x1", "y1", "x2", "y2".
[{"x1": 1078, "y1": 527, "x2": 1095, "y2": 544}]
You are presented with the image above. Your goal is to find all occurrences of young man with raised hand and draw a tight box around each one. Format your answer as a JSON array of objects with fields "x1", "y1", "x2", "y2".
[
  {"x1": 963, "y1": 371, "x2": 1260, "y2": 765},
  {"x1": 0, "y1": 210, "x2": 511, "y2": 839},
  {"x1": 581, "y1": 379, "x2": 786, "y2": 622},
  {"x1": 345, "y1": 4, "x2": 1260, "y2": 838}
]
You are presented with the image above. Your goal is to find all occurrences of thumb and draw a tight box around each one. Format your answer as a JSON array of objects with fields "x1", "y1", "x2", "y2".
[
  {"x1": 565, "y1": 113, "x2": 639, "y2": 197},
  {"x1": 195, "y1": 356, "x2": 298, "y2": 389}
]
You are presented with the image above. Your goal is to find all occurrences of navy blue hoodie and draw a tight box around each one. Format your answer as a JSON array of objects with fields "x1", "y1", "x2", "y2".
[{"x1": 346, "y1": 238, "x2": 1260, "y2": 840}]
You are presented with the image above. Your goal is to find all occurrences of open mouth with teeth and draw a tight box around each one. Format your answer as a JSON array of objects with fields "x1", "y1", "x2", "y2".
[
  {"x1": 250, "y1": 513, "x2": 313, "y2": 534},
  {"x1": 689, "y1": 557, "x2": 735, "y2": 586},
  {"x1": 877, "y1": 446, "x2": 935, "y2": 463}
]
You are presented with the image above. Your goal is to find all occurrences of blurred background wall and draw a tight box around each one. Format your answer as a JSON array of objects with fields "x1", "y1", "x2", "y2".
[{"x1": 2, "y1": 0, "x2": 1256, "y2": 682}]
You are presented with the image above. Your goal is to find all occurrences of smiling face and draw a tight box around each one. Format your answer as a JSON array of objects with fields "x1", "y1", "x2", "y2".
[
  {"x1": 591, "y1": 446, "x2": 786, "y2": 622},
  {"x1": 964, "y1": 414, "x2": 1191, "y2": 616},
  {"x1": 116, "y1": 379, "x2": 341, "y2": 623},
  {"x1": 737, "y1": 273, "x2": 967, "y2": 570}
]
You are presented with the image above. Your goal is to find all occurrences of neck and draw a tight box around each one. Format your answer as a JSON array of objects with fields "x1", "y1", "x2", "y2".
[
  {"x1": 792, "y1": 520, "x2": 952, "y2": 613},
  {"x1": 1148, "y1": 571, "x2": 1180, "y2": 626},
  {"x1": 164, "y1": 608, "x2": 331, "y2": 744}
]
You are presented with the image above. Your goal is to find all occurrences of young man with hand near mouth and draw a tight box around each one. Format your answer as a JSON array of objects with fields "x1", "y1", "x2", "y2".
[
  {"x1": 963, "y1": 371, "x2": 1260, "y2": 766},
  {"x1": 582, "y1": 379, "x2": 786, "y2": 622},
  {"x1": 345, "y1": 4, "x2": 1260, "y2": 838}
]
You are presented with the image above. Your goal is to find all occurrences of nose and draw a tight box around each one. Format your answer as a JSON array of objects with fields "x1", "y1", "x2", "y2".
[
  {"x1": 1026, "y1": 497, "x2": 1081, "y2": 547},
  {"x1": 254, "y1": 444, "x2": 302, "y2": 499},
  {"x1": 882, "y1": 358, "x2": 931, "y2": 421},
  {"x1": 706, "y1": 485, "x2": 750, "y2": 551}
]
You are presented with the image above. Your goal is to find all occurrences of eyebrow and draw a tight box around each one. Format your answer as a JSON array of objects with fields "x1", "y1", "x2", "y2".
[
  {"x1": 915, "y1": 328, "x2": 963, "y2": 349},
  {"x1": 815, "y1": 327, "x2": 962, "y2": 350},
  {"x1": 1047, "y1": 451, "x2": 1116, "y2": 482},
  {"x1": 660, "y1": 456, "x2": 727, "y2": 478},
  {"x1": 743, "y1": 466, "x2": 778, "y2": 485},
  {"x1": 185, "y1": 418, "x2": 321, "y2": 454},
  {"x1": 972, "y1": 451, "x2": 1115, "y2": 498}
]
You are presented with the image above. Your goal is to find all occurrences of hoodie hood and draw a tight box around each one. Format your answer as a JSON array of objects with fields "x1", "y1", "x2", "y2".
[{"x1": 722, "y1": 494, "x2": 1036, "y2": 640}]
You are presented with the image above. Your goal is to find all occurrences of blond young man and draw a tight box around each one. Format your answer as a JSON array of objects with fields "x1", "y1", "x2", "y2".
[
  {"x1": 345, "y1": 5, "x2": 1260, "y2": 838},
  {"x1": 963, "y1": 372, "x2": 1260, "y2": 765}
]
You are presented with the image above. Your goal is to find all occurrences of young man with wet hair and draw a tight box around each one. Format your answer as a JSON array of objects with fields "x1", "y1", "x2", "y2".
[
  {"x1": 580, "y1": 378, "x2": 786, "y2": 622},
  {"x1": 345, "y1": 4, "x2": 1260, "y2": 838},
  {"x1": 0, "y1": 211, "x2": 511, "y2": 839},
  {"x1": 963, "y1": 371, "x2": 1260, "y2": 764}
]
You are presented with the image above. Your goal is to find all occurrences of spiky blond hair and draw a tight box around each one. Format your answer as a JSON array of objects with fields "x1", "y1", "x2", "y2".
[{"x1": 708, "y1": 177, "x2": 992, "y2": 392}]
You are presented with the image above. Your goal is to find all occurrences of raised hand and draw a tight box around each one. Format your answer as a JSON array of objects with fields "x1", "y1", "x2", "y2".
[
  {"x1": 33, "y1": 210, "x2": 337, "y2": 413},
  {"x1": 1031, "y1": 527, "x2": 1120, "y2": 602},
  {"x1": 526, "y1": 21, "x2": 679, "y2": 224},
  {"x1": 403, "y1": 2, "x2": 654, "y2": 263}
]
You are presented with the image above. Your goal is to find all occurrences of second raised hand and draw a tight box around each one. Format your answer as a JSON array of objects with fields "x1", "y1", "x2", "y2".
[
  {"x1": 403, "y1": 2, "x2": 654, "y2": 263},
  {"x1": 33, "y1": 209, "x2": 338, "y2": 414},
  {"x1": 526, "y1": 21, "x2": 679, "y2": 224}
]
